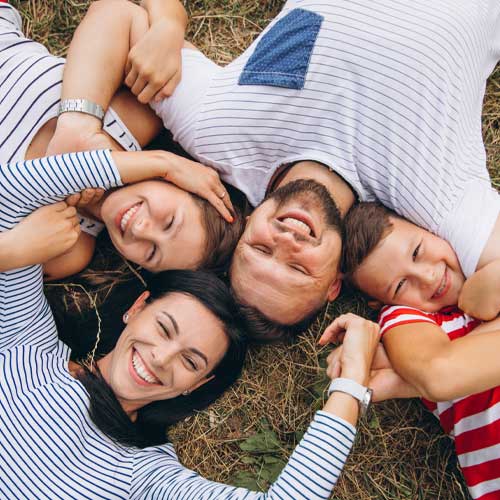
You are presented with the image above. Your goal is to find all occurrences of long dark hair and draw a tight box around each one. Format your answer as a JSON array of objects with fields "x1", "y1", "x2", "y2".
[{"x1": 55, "y1": 270, "x2": 247, "y2": 448}]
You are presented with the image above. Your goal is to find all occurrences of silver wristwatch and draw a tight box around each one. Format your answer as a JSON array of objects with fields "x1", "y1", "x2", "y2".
[
  {"x1": 328, "y1": 378, "x2": 373, "y2": 417},
  {"x1": 58, "y1": 99, "x2": 105, "y2": 121}
]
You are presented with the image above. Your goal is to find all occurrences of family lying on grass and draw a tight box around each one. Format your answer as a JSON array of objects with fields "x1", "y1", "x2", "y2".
[{"x1": 0, "y1": 0, "x2": 499, "y2": 498}]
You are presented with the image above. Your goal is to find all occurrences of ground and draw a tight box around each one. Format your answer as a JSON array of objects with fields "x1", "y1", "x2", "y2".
[{"x1": 12, "y1": 0, "x2": 500, "y2": 498}]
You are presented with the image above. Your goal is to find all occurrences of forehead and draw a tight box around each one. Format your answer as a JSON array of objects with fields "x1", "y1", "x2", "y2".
[{"x1": 149, "y1": 293, "x2": 226, "y2": 345}]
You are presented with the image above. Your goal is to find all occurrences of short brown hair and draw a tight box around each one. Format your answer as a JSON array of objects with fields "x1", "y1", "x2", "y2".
[
  {"x1": 236, "y1": 301, "x2": 320, "y2": 344},
  {"x1": 342, "y1": 202, "x2": 395, "y2": 284},
  {"x1": 194, "y1": 198, "x2": 245, "y2": 273}
]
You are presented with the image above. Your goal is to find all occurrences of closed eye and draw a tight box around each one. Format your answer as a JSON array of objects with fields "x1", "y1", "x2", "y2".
[
  {"x1": 165, "y1": 216, "x2": 174, "y2": 231},
  {"x1": 253, "y1": 245, "x2": 271, "y2": 255},
  {"x1": 394, "y1": 278, "x2": 406, "y2": 298},
  {"x1": 147, "y1": 244, "x2": 157, "y2": 262},
  {"x1": 157, "y1": 319, "x2": 170, "y2": 338},
  {"x1": 412, "y1": 242, "x2": 421, "y2": 261},
  {"x1": 184, "y1": 356, "x2": 197, "y2": 371},
  {"x1": 290, "y1": 264, "x2": 308, "y2": 275}
]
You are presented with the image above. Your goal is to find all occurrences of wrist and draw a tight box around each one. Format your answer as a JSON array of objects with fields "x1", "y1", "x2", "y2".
[
  {"x1": 0, "y1": 229, "x2": 24, "y2": 270},
  {"x1": 340, "y1": 366, "x2": 369, "y2": 386},
  {"x1": 56, "y1": 111, "x2": 102, "y2": 133}
]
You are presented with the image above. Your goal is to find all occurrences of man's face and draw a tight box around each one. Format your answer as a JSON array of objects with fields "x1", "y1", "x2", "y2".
[
  {"x1": 353, "y1": 217, "x2": 466, "y2": 312},
  {"x1": 230, "y1": 180, "x2": 343, "y2": 324}
]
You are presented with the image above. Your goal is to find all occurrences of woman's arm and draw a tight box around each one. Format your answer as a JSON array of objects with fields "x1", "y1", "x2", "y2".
[{"x1": 134, "y1": 315, "x2": 380, "y2": 499}]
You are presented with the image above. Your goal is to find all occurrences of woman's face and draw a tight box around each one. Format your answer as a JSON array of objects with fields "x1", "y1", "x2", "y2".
[
  {"x1": 98, "y1": 292, "x2": 229, "y2": 415},
  {"x1": 100, "y1": 181, "x2": 206, "y2": 271}
]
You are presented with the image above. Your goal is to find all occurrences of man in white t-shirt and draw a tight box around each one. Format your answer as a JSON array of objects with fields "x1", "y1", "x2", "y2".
[{"x1": 50, "y1": 0, "x2": 500, "y2": 338}]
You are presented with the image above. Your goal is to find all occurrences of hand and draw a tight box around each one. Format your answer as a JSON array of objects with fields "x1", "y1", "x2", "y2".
[
  {"x1": 458, "y1": 261, "x2": 500, "y2": 320},
  {"x1": 66, "y1": 188, "x2": 105, "y2": 210},
  {"x1": 368, "y1": 368, "x2": 421, "y2": 402},
  {"x1": 46, "y1": 113, "x2": 116, "y2": 156},
  {"x1": 162, "y1": 153, "x2": 235, "y2": 223},
  {"x1": 321, "y1": 313, "x2": 381, "y2": 385},
  {"x1": 10, "y1": 202, "x2": 81, "y2": 267},
  {"x1": 125, "y1": 19, "x2": 184, "y2": 104}
]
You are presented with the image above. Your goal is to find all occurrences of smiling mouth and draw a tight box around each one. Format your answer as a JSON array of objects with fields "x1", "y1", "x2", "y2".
[
  {"x1": 131, "y1": 349, "x2": 162, "y2": 385},
  {"x1": 432, "y1": 268, "x2": 449, "y2": 300},
  {"x1": 276, "y1": 212, "x2": 316, "y2": 237},
  {"x1": 118, "y1": 202, "x2": 142, "y2": 236}
]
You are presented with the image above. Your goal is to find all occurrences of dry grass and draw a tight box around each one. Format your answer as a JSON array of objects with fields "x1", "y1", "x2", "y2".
[{"x1": 13, "y1": 0, "x2": 500, "y2": 498}]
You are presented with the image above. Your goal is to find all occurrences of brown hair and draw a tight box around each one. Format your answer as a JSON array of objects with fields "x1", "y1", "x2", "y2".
[
  {"x1": 342, "y1": 202, "x2": 395, "y2": 285},
  {"x1": 236, "y1": 302, "x2": 320, "y2": 344},
  {"x1": 194, "y1": 198, "x2": 245, "y2": 273}
]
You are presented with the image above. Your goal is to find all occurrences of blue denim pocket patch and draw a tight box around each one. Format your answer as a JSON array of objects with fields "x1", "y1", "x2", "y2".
[{"x1": 239, "y1": 8, "x2": 323, "y2": 90}]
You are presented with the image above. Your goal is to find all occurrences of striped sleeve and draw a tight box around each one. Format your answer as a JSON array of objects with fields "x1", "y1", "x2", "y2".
[
  {"x1": 0, "y1": 149, "x2": 122, "y2": 230},
  {"x1": 132, "y1": 411, "x2": 356, "y2": 500},
  {"x1": 378, "y1": 305, "x2": 436, "y2": 337}
]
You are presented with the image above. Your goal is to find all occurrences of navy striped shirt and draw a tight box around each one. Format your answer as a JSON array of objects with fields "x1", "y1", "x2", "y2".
[{"x1": 0, "y1": 149, "x2": 356, "y2": 498}]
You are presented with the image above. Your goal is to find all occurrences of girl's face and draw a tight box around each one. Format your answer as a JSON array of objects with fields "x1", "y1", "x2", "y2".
[
  {"x1": 98, "y1": 292, "x2": 229, "y2": 415},
  {"x1": 100, "y1": 181, "x2": 206, "y2": 271}
]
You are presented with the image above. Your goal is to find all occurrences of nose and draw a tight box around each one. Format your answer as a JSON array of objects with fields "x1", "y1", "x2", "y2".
[
  {"x1": 150, "y1": 342, "x2": 176, "y2": 369},
  {"x1": 131, "y1": 216, "x2": 155, "y2": 241},
  {"x1": 416, "y1": 263, "x2": 436, "y2": 287},
  {"x1": 273, "y1": 229, "x2": 303, "y2": 255}
]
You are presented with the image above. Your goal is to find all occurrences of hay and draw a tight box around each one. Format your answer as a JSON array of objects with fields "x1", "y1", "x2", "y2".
[{"x1": 13, "y1": 0, "x2": 500, "y2": 498}]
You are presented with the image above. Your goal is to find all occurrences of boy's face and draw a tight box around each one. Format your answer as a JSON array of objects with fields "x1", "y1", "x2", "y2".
[{"x1": 353, "y1": 217, "x2": 465, "y2": 312}]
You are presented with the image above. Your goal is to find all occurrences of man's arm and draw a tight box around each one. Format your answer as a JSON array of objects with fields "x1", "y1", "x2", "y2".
[{"x1": 383, "y1": 322, "x2": 500, "y2": 402}]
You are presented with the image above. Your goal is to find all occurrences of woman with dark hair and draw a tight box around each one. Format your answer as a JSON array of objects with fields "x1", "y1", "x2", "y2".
[
  {"x1": 0, "y1": 148, "x2": 381, "y2": 498},
  {"x1": 0, "y1": 1, "x2": 242, "y2": 279}
]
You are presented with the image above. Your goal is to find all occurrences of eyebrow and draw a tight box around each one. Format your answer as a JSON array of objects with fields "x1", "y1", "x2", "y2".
[{"x1": 162, "y1": 311, "x2": 209, "y2": 367}]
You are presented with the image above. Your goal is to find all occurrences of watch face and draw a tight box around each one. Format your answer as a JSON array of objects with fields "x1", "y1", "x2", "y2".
[{"x1": 360, "y1": 388, "x2": 373, "y2": 416}]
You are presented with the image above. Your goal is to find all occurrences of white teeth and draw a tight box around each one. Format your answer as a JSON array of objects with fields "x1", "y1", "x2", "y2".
[
  {"x1": 132, "y1": 352, "x2": 160, "y2": 384},
  {"x1": 120, "y1": 204, "x2": 141, "y2": 233},
  {"x1": 282, "y1": 217, "x2": 311, "y2": 235},
  {"x1": 434, "y1": 272, "x2": 446, "y2": 298}
]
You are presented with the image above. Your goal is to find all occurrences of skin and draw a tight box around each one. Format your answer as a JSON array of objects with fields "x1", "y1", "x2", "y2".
[
  {"x1": 231, "y1": 191, "x2": 343, "y2": 324},
  {"x1": 97, "y1": 292, "x2": 228, "y2": 418},
  {"x1": 353, "y1": 216, "x2": 465, "y2": 312},
  {"x1": 94, "y1": 180, "x2": 206, "y2": 271}
]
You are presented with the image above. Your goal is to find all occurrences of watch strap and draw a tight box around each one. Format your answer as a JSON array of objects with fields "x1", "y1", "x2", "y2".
[
  {"x1": 58, "y1": 99, "x2": 105, "y2": 121},
  {"x1": 327, "y1": 377, "x2": 373, "y2": 417},
  {"x1": 328, "y1": 377, "x2": 366, "y2": 400}
]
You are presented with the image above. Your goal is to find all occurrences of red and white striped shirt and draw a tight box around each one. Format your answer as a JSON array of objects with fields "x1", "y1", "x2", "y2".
[{"x1": 379, "y1": 306, "x2": 500, "y2": 500}]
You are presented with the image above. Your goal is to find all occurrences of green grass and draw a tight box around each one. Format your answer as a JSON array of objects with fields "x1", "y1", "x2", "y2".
[{"x1": 13, "y1": 0, "x2": 500, "y2": 498}]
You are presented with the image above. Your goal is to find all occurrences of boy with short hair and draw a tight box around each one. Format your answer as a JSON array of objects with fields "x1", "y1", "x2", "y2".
[{"x1": 330, "y1": 202, "x2": 500, "y2": 500}]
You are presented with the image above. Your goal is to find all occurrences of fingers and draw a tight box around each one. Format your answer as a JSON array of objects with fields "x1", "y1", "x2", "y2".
[
  {"x1": 153, "y1": 70, "x2": 182, "y2": 102},
  {"x1": 318, "y1": 314, "x2": 350, "y2": 345},
  {"x1": 207, "y1": 191, "x2": 234, "y2": 223}
]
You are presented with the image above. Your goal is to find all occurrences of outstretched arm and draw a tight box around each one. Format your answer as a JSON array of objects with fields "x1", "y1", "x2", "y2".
[{"x1": 134, "y1": 314, "x2": 381, "y2": 500}]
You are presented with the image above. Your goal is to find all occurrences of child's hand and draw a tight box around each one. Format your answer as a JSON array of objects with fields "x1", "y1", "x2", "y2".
[
  {"x1": 11, "y1": 202, "x2": 81, "y2": 267},
  {"x1": 368, "y1": 368, "x2": 421, "y2": 402},
  {"x1": 66, "y1": 188, "x2": 105, "y2": 210},
  {"x1": 458, "y1": 261, "x2": 500, "y2": 320}
]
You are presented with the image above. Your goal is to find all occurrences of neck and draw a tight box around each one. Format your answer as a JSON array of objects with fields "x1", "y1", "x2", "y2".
[{"x1": 273, "y1": 161, "x2": 356, "y2": 217}]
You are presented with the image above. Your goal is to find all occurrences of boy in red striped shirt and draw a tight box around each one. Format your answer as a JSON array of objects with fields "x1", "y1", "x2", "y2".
[{"x1": 321, "y1": 202, "x2": 500, "y2": 500}]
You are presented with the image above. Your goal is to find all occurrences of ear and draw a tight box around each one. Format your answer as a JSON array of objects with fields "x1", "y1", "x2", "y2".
[
  {"x1": 327, "y1": 277, "x2": 343, "y2": 302},
  {"x1": 188, "y1": 374, "x2": 215, "y2": 393},
  {"x1": 367, "y1": 299, "x2": 383, "y2": 310},
  {"x1": 124, "y1": 291, "x2": 150, "y2": 323}
]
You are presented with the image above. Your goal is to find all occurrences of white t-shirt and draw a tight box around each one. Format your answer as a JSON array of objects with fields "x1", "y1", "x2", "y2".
[{"x1": 153, "y1": 0, "x2": 500, "y2": 277}]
